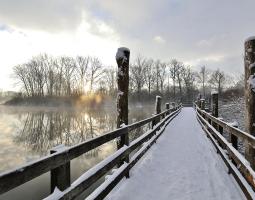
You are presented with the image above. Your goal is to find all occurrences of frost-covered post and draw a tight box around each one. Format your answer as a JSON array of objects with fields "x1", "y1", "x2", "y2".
[
  {"x1": 152, "y1": 96, "x2": 162, "y2": 127},
  {"x1": 200, "y1": 99, "x2": 205, "y2": 110},
  {"x1": 197, "y1": 94, "x2": 202, "y2": 108},
  {"x1": 116, "y1": 47, "x2": 130, "y2": 175},
  {"x1": 50, "y1": 145, "x2": 70, "y2": 193},
  {"x1": 166, "y1": 103, "x2": 170, "y2": 115},
  {"x1": 211, "y1": 91, "x2": 218, "y2": 118},
  {"x1": 230, "y1": 122, "x2": 238, "y2": 150},
  {"x1": 155, "y1": 96, "x2": 162, "y2": 114},
  {"x1": 244, "y1": 37, "x2": 255, "y2": 169},
  {"x1": 171, "y1": 102, "x2": 175, "y2": 110}
]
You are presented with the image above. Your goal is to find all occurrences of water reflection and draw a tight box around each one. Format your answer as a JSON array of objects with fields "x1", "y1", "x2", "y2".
[
  {"x1": 0, "y1": 105, "x2": 154, "y2": 200},
  {"x1": 13, "y1": 110, "x2": 116, "y2": 155}
]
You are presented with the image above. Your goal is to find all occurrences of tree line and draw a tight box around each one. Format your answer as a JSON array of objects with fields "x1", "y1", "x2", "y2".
[{"x1": 12, "y1": 54, "x2": 243, "y2": 102}]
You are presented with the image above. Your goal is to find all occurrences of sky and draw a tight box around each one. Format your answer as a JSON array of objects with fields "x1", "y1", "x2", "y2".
[{"x1": 0, "y1": 0, "x2": 255, "y2": 91}]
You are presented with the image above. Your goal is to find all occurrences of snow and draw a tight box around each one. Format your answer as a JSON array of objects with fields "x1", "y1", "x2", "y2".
[
  {"x1": 211, "y1": 90, "x2": 218, "y2": 95},
  {"x1": 196, "y1": 113, "x2": 255, "y2": 198},
  {"x1": 50, "y1": 144, "x2": 66, "y2": 152},
  {"x1": 116, "y1": 47, "x2": 130, "y2": 61},
  {"x1": 46, "y1": 187, "x2": 62, "y2": 200},
  {"x1": 86, "y1": 163, "x2": 128, "y2": 200},
  {"x1": 117, "y1": 91, "x2": 124, "y2": 96},
  {"x1": 106, "y1": 108, "x2": 245, "y2": 200},
  {"x1": 250, "y1": 62, "x2": 255, "y2": 69},
  {"x1": 227, "y1": 121, "x2": 238, "y2": 127},
  {"x1": 120, "y1": 123, "x2": 127, "y2": 128},
  {"x1": 245, "y1": 36, "x2": 255, "y2": 43},
  {"x1": 247, "y1": 75, "x2": 255, "y2": 92},
  {"x1": 118, "y1": 70, "x2": 124, "y2": 77},
  {"x1": 17, "y1": 168, "x2": 24, "y2": 172},
  {"x1": 116, "y1": 90, "x2": 124, "y2": 103},
  {"x1": 218, "y1": 98, "x2": 245, "y2": 130},
  {"x1": 198, "y1": 110, "x2": 252, "y2": 169},
  {"x1": 248, "y1": 48, "x2": 253, "y2": 53}
]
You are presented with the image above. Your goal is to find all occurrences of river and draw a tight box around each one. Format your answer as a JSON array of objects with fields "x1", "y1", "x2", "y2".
[{"x1": 0, "y1": 104, "x2": 155, "y2": 200}]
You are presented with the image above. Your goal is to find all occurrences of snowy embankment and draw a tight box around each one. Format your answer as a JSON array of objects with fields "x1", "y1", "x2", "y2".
[
  {"x1": 219, "y1": 97, "x2": 245, "y2": 130},
  {"x1": 106, "y1": 108, "x2": 245, "y2": 200}
]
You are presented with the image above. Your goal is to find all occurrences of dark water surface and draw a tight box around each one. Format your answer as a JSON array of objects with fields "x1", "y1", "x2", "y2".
[{"x1": 0, "y1": 104, "x2": 154, "y2": 200}]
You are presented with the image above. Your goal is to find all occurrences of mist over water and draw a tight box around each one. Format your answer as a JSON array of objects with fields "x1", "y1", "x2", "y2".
[{"x1": 0, "y1": 104, "x2": 154, "y2": 200}]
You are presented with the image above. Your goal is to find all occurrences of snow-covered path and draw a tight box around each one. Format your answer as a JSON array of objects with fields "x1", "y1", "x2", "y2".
[{"x1": 106, "y1": 107, "x2": 245, "y2": 200}]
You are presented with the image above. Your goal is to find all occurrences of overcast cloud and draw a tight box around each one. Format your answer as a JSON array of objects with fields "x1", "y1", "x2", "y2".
[{"x1": 0, "y1": 0, "x2": 254, "y2": 90}]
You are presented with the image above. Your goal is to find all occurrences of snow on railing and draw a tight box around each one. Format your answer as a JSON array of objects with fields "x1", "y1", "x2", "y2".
[{"x1": 195, "y1": 105, "x2": 255, "y2": 199}]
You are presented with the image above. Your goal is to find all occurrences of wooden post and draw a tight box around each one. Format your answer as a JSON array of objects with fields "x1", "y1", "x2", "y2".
[
  {"x1": 230, "y1": 122, "x2": 238, "y2": 150},
  {"x1": 211, "y1": 91, "x2": 219, "y2": 129},
  {"x1": 171, "y1": 102, "x2": 175, "y2": 110},
  {"x1": 116, "y1": 47, "x2": 130, "y2": 176},
  {"x1": 50, "y1": 145, "x2": 70, "y2": 193},
  {"x1": 244, "y1": 37, "x2": 255, "y2": 169},
  {"x1": 155, "y1": 96, "x2": 162, "y2": 114},
  {"x1": 211, "y1": 91, "x2": 219, "y2": 118},
  {"x1": 218, "y1": 125, "x2": 223, "y2": 135},
  {"x1": 152, "y1": 96, "x2": 162, "y2": 127},
  {"x1": 197, "y1": 94, "x2": 202, "y2": 108},
  {"x1": 166, "y1": 103, "x2": 170, "y2": 116},
  {"x1": 208, "y1": 97, "x2": 211, "y2": 112},
  {"x1": 200, "y1": 99, "x2": 205, "y2": 110}
]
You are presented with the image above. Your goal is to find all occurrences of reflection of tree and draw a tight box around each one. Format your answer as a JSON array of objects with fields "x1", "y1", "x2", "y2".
[
  {"x1": 128, "y1": 108, "x2": 152, "y2": 142},
  {"x1": 13, "y1": 106, "x2": 154, "y2": 156},
  {"x1": 14, "y1": 109, "x2": 117, "y2": 155}
]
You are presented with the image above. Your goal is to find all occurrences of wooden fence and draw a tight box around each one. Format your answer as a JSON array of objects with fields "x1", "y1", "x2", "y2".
[
  {"x1": 0, "y1": 104, "x2": 182, "y2": 200},
  {"x1": 195, "y1": 105, "x2": 255, "y2": 200}
]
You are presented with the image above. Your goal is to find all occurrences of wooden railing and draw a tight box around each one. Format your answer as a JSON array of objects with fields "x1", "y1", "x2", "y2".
[
  {"x1": 0, "y1": 104, "x2": 182, "y2": 200},
  {"x1": 195, "y1": 105, "x2": 255, "y2": 200}
]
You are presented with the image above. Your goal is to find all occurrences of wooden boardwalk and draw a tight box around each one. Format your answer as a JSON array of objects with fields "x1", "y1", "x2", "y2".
[{"x1": 106, "y1": 108, "x2": 245, "y2": 200}]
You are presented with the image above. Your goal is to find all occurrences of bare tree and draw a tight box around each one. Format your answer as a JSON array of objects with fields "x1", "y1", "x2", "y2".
[
  {"x1": 155, "y1": 60, "x2": 160, "y2": 92},
  {"x1": 13, "y1": 64, "x2": 30, "y2": 95},
  {"x1": 130, "y1": 55, "x2": 146, "y2": 95},
  {"x1": 76, "y1": 56, "x2": 89, "y2": 94},
  {"x1": 88, "y1": 57, "x2": 104, "y2": 92},
  {"x1": 104, "y1": 68, "x2": 116, "y2": 95},
  {"x1": 170, "y1": 59, "x2": 183, "y2": 100},
  {"x1": 209, "y1": 69, "x2": 226, "y2": 94},
  {"x1": 181, "y1": 66, "x2": 196, "y2": 101},
  {"x1": 42, "y1": 54, "x2": 56, "y2": 96},
  {"x1": 170, "y1": 59, "x2": 178, "y2": 100},
  {"x1": 60, "y1": 57, "x2": 76, "y2": 96},
  {"x1": 158, "y1": 62, "x2": 167, "y2": 93},
  {"x1": 144, "y1": 59, "x2": 155, "y2": 94},
  {"x1": 196, "y1": 66, "x2": 209, "y2": 98}
]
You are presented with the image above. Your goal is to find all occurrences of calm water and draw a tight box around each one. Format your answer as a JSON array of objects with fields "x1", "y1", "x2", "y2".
[{"x1": 0, "y1": 104, "x2": 155, "y2": 200}]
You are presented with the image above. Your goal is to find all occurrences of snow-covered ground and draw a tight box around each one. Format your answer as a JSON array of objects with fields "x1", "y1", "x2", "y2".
[
  {"x1": 219, "y1": 97, "x2": 245, "y2": 130},
  {"x1": 105, "y1": 108, "x2": 245, "y2": 200}
]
